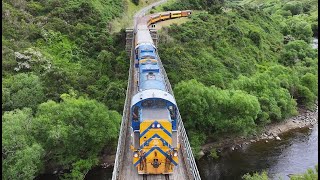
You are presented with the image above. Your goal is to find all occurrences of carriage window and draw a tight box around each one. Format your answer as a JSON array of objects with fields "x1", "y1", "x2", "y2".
[
  {"x1": 155, "y1": 100, "x2": 166, "y2": 107},
  {"x1": 133, "y1": 106, "x2": 139, "y2": 122},
  {"x1": 142, "y1": 100, "x2": 154, "y2": 107}
]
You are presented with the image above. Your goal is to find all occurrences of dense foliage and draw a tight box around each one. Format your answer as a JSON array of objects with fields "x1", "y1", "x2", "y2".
[
  {"x1": 158, "y1": 0, "x2": 318, "y2": 153},
  {"x1": 2, "y1": 0, "x2": 128, "y2": 112},
  {"x1": 175, "y1": 80, "x2": 260, "y2": 150},
  {"x1": 2, "y1": 0, "x2": 126, "y2": 179},
  {"x1": 2, "y1": 108, "x2": 44, "y2": 180},
  {"x1": 2, "y1": 94, "x2": 121, "y2": 180}
]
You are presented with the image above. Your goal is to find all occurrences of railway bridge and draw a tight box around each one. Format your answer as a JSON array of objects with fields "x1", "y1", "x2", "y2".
[{"x1": 112, "y1": 2, "x2": 201, "y2": 180}]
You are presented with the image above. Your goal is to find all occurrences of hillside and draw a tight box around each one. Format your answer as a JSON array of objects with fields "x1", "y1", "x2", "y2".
[{"x1": 156, "y1": 0, "x2": 318, "y2": 154}]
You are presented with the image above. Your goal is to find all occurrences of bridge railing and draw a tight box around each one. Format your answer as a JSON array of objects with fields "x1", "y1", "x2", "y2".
[
  {"x1": 112, "y1": 32, "x2": 135, "y2": 180},
  {"x1": 156, "y1": 51, "x2": 201, "y2": 180}
]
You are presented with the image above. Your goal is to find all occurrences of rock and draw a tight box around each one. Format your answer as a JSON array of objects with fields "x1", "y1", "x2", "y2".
[
  {"x1": 276, "y1": 136, "x2": 281, "y2": 141},
  {"x1": 231, "y1": 147, "x2": 235, "y2": 151},
  {"x1": 292, "y1": 120, "x2": 296, "y2": 123},
  {"x1": 250, "y1": 140, "x2": 256, "y2": 143},
  {"x1": 268, "y1": 136, "x2": 273, "y2": 140},
  {"x1": 265, "y1": 140, "x2": 268, "y2": 143},
  {"x1": 309, "y1": 127, "x2": 313, "y2": 130},
  {"x1": 198, "y1": 150, "x2": 205, "y2": 157}
]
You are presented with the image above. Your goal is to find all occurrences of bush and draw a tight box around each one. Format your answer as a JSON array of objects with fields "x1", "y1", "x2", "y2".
[
  {"x1": 248, "y1": 30, "x2": 261, "y2": 46},
  {"x1": 231, "y1": 68, "x2": 298, "y2": 123},
  {"x1": 242, "y1": 171, "x2": 268, "y2": 180},
  {"x1": 280, "y1": 40, "x2": 317, "y2": 66},
  {"x1": 209, "y1": 148, "x2": 219, "y2": 159},
  {"x1": 175, "y1": 79, "x2": 260, "y2": 136},
  {"x1": 2, "y1": 73, "x2": 45, "y2": 112},
  {"x1": 290, "y1": 164, "x2": 318, "y2": 180},
  {"x1": 2, "y1": 108, "x2": 44, "y2": 180},
  {"x1": 282, "y1": 1, "x2": 303, "y2": 15},
  {"x1": 33, "y1": 93, "x2": 121, "y2": 178}
]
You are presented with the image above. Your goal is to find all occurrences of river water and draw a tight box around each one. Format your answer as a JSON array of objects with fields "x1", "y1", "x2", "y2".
[{"x1": 197, "y1": 126, "x2": 318, "y2": 180}]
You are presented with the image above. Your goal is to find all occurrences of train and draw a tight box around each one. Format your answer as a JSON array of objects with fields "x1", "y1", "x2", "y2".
[
  {"x1": 130, "y1": 10, "x2": 192, "y2": 174},
  {"x1": 147, "y1": 10, "x2": 192, "y2": 26}
]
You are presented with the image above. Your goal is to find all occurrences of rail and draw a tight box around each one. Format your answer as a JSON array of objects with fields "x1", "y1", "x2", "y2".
[
  {"x1": 112, "y1": 33, "x2": 135, "y2": 180},
  {"x1": 156, "y1": 51, "x2": 201, "y2": 180}
]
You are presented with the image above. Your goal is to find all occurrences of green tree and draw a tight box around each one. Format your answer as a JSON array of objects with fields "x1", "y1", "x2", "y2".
[
  {"x1": 175, "y1": 79, "x2": 260, "y2": 137},
  {"x1": 282, "y1": 1, "x2": 303, "y2": 15},
  {"x1": 2, "y1": 73, "x2": 45, "y2": 112},
  {"x1": 231, "y1": 69, "x2": 298, "y2": 124},
  {"x1": 280, "y1": 40, "x2": 317, "y2": 66},
  {"x1": 282, "y1": 17, "x2": 313, "y2": 42},
  {"x1": 33, "y1": 94, "x2": 121, "y2": 177},
  {"x1": 2, "y1": 108, "x2": 44, "y2": 180}
]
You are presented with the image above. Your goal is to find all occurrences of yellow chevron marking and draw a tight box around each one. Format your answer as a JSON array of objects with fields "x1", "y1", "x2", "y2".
[{"x1": 140, "y1": 120, "x2": 172, "y2": 146}]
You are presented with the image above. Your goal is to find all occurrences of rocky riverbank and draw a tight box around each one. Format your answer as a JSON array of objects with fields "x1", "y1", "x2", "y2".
[{"x1": 200, "y1": 103, "x2": 318, "y2": 156}]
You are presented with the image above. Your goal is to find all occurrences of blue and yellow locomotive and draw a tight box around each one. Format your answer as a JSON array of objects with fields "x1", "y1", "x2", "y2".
[{"x1": 130, "y1": 23, "x2": 179, "y2": 174}]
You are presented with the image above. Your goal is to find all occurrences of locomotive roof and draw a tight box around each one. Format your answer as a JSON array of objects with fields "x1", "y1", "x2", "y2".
[{"x1": 131, "y1": 89, "x2": 176, "y2": 107}]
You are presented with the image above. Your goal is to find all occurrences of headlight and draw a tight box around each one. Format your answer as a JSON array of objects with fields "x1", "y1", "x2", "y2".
[
  {"x1": 156, "y1": 124, "x2": 161, "y2": 128},
  {"x1": 133, "y1": 152, "x2": 138, "y2": 158},
  {"x1": 173, "y1": 151, "x2": 178, "y2": 157},
  {"x1": 152, "y1": 124, "x2": 155, "y2": 128}
]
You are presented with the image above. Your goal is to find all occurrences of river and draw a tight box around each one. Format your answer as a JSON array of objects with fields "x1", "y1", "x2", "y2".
[{"x1": 197, "y1": 126, "x2": 318, "y2": 180}]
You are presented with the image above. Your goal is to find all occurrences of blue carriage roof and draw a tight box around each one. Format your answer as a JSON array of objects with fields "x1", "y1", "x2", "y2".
[{"x1": 131, "y1": 89, "x2": 176, "y2": 107}]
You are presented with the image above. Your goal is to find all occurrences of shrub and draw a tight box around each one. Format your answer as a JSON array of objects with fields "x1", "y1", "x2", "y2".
[
  {"x1": 209, "y1": 148, "x2": 219, "y2": 159},
  {"x1": 242, "y1": 171, "x2": 268, "y2": 180}
]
